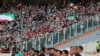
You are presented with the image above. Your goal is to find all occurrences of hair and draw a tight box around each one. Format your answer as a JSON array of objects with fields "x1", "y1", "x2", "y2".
[
  {"x1": 23, "y1": 49, "x2": 28, "y2": 52},
  {"x1": 71, "y1": 46, "x2": 79, "y2": 49},
  {"x1": 59, "y1": 51, "x2": 62, "y2": 55},
  {"x1": 12, "y1": 47, "x2": 17, "y2": 51},
  {"x1": 56, "y1": 50, "x2": 62, "y2": 55},
  {"x1": 62, "y1": 50, "x2": 69, "y2": 55},
  {"x1": 35, "y1": 50, "x2": 40, "y2": 54},
  {"x1": 41, "y1": 47, "x2": 45, "y2": 52},
  {"x1": 48, "y1": 48, "x2": 55, "y2": 50},
  {"x1": 79, "y1": 46, "x2": 84, "y2": 51}
]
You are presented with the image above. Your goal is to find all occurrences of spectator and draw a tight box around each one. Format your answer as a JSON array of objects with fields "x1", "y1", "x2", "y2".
[
  {"x1": 61, "y1": 50, "x2": 69, "y2": 56},
  {"x1": 55, "y1": 50, "x2": 62, "y2": 56},
  {"x1": 23, "y1": 49, "x2": 28, "y2": 56},
  {"x1": 28, "y1": 48, "x2": 35, "y2": 56},
  {"x1": 48, "y1": 48, "x2": 56, "y2": 56},
  {"x1": 69, "y1": 46, "x2": 81, "y2": 56},
  {"x1": 11, "y1": 47, "x2": 17, "y2": 56},
  {"x1": 15, "y1": 48, "x2": 22, "y2": 56},
  {"x1": 78, "y1": 46, "x2": 84, "y2": 56},
  {"x1": 44, "y1": 48, "x2": 50, "y2": 56},
  {"x1": 96, "y1": 41, "x2": 100, "y2": 53}
]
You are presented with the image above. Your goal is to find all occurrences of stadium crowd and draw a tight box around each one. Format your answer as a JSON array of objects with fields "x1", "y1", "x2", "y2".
[{"x1": 0, "y1": 0, "x2": 100, "y2": 55}]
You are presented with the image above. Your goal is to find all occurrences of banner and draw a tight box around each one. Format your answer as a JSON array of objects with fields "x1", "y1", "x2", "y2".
[{"x1": 0, "y1": 14, "x2": 15, "y2": 22}]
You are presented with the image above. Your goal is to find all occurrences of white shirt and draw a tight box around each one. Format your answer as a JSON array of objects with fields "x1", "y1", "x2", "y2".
[
  {"x1": 80, "y1": 53, "x2": 85, "y2": 56},
  {"x1": 45, "y1": 54, "x2": 50, "y2": 56}
]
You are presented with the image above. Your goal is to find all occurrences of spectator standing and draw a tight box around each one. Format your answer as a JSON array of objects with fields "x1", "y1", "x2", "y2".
[
  {"x1": 49, "y1": 48, "x2": 56, "y2": 56},
  {"x1": 69, "y1": 46, "x2": 81, "y2": 56},
  {"x1": 44, "y1": 48, "x2": 50, "y2": 56},
  {"x1": 96, "y1": 41, "x2": 100, "y2": 53},
  {"x1": 15, "y1": 48, "x2": 23, "y2": 56},
  {"x1": 23, "y1": 49, "x2": 29, "y2": 56},
  {"x1": 78, "y1": 46, "x2": 85, "y2": 56}
]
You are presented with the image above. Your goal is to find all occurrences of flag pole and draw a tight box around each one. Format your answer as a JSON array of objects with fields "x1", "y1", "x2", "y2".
[{"x1": 20, "y1": 10, "x2": 25, "y2": 51}]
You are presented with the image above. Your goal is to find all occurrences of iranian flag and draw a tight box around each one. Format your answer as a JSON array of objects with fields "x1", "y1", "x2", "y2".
[{"x1": 0, "y1": 14, "x2": 15, "y2": 22}]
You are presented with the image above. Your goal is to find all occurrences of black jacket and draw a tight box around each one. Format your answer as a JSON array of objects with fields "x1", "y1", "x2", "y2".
[{"x1": 75, "y1": 53, "x2": 81, "y2": 56}]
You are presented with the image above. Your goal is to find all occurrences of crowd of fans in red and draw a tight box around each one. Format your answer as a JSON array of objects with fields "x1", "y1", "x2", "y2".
[{"x1": 0, "y1": 0, "x2": 100, "y2": 52}]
